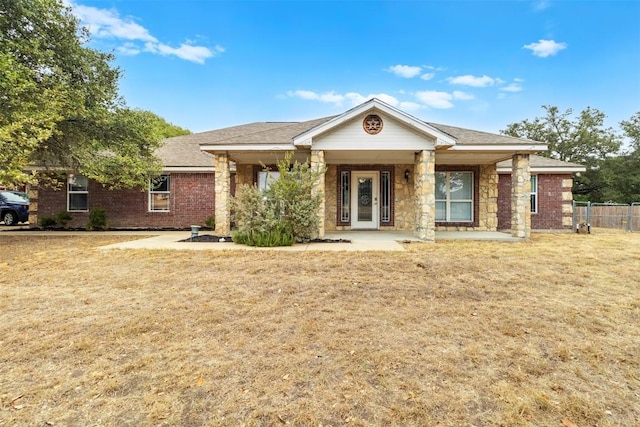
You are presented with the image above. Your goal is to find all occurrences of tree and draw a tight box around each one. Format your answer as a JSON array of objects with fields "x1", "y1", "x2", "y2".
[
  {"x1": 0, "y1": 0, "x2": 180, "y2": 188},
  {"x1": 501, "y1": 105, "x2": 622, "y2": 198},
  {"x1": 598, "y1": 112, "x2": 640, "y2": 203}
]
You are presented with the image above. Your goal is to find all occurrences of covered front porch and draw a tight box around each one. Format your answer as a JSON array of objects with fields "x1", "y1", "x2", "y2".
[{"x1": 201, "y1": 99, "x2": 544, "y2": 242}]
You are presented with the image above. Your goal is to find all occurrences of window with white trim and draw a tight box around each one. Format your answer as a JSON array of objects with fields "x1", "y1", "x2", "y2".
[
  {"x1": 530, "y1": 175, "x2": 538, "y2": 214},
  {"x1": 149, "y1": 175, "x2": 170, "y2": 211},
  {"x1": 257, "y1": 171, "x2": 280, "y2": 191},
  {"x1": 68, "y1": 175, "x2": 88, "y2": 211},
  {"x1": 435, "y1": 171, "x2": 473, "y2": 222}
]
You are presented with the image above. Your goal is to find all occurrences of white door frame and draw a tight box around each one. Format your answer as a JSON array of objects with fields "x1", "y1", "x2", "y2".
[{"x1": 351, "y1": 171, "x2": 379, "y2": 229}]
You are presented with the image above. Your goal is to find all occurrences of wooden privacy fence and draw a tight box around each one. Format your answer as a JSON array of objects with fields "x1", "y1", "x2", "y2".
[{"x1": 573, "y1": 201, "x2": 640, "y2": 232}]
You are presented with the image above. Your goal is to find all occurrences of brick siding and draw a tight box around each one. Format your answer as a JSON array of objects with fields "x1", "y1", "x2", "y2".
[
  {"x1": 498, "y1": 173, "x2": 572, "y2": 230},
  {"x1": 36, "y1": 173, "x2": 235, "y2": 229}
]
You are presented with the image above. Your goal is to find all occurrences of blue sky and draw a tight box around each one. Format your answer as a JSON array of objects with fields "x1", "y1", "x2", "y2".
[{"x1": 66, "y1": 0, "x2": 640, "y2": 135}]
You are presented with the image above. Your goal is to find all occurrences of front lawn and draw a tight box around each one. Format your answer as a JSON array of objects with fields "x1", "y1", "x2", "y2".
[{"x1": 0, "y1": 232, "x2": 638, "y2": 426}]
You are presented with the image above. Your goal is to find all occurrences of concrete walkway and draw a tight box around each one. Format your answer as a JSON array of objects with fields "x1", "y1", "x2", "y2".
[
  {"x1": 1, "y1": 228, "x2": 520, "y2": 251},
  {"x1": 97, "y1": 231, "x2": 407, "y2": 252}
]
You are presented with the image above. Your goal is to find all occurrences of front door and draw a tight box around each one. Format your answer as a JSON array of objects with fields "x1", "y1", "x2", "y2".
[{"x1": 351, "y1": 171, "x2": 379, "y2": 229}]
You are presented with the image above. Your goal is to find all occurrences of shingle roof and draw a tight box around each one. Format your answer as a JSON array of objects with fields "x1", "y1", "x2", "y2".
[
  {"x1": 157, "y1": 116, "x2": 335, "y2": 167},
  {"x1": 427, "y1": 122, "x2": 539, "y2": 145},
  {"x1": 157, "y1": 113, "x2": 548, "y2": 167}
]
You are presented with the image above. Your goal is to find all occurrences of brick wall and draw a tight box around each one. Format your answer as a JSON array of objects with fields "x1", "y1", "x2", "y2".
[
  {"x1": 498, "y1": 173, "x2": 573, "y2": 230},
  {"x1": 37, "y1": 173, "x2": 228, "y2": 229}
]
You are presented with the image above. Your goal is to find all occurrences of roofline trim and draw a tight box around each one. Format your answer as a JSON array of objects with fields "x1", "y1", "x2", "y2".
[
  {"x1": 497, "y1": 166, "x2": 586, "y2": 173},
  {"x1": 201, "y1": 144, "x2": 297, "y2": 152},
  {"x1": 162, "y1": 167, "x2": 215, "y2": 172},
  {"x1": 444, "y1": 144, "x2": 548, "y2": 152}
]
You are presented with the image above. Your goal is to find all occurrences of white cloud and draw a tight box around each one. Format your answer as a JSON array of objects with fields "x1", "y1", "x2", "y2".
[
  {"x1": 144, "y1": 42, "x2": 221, "y2": 64},
  {"x1": 415, "y1": 91, "x2": 454, "y2": 109},
  {"x1": 387, "y1": 65, "x2": 423, "y2": 78},
  {"x1": 399, "y1": 101, "x2": 423, "y2": 111},
  {"x1": 72, "y1": 3, "x2": 157, "y2": 42},
  {"x1": 533, "y1": 1, "x2": 550, "y2": 11},
  {"x1": 287, "y1": 90, "x2": 400, "y2": 108},
  {"x1": 453, "y1": 90, "x2": 475, "y2": 100},
  {"x1": 420, "y1": 73, "x2": 435, "y2": 81},
  {"x1": 524, "y1": 39, "x2": 567, "y2": 57},
  {"x1": 447, "y1": 74, "x2": 496, "y2": 87},
  {"x1": 500, "y1": 83, "x2": 523, "y2": 93},
  {"x1": 68, "y1": 1, "x2": 221, "y2": 64}
]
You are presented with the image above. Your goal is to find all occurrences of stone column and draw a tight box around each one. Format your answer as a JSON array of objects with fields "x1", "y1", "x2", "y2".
[
  {"x1": 479, "y1": 164, "x2": 498, "y2": 231},
  {"x1": 214, "y1": 151, "x2": 231, "y2": 235},
  {"x1": 511, "y1": 153, "x2": 531, "y2": 238},
  {"x1": 414, "y1": 150, "x2": 436, "y2": 241},
  {"x1": 310, "y1": 150, "x2": 326, "y2": 238},
  {"x1": 27, "y1": 184, "x2": 38, "y2": 228}
]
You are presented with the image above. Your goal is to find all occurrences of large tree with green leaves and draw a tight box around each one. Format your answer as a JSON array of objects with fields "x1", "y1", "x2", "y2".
[
  {"x1": 0, "y1": 0, "x2": 186, "y2": 188},
  {"x1": 597, "y1": 112, "x2": 640, "y2": 203},
  {"x1": 501, "y1": 105, "x2": 622, "y2": 198}
]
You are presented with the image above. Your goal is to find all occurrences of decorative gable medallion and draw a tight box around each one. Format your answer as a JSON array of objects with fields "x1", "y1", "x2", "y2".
[{"x1": 363, "y1": 114, "x2": 383, "y2": 135}]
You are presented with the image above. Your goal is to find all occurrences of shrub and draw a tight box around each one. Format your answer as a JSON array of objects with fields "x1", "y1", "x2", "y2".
[
  {"x1": 231, "y1": 152, "x2": 325, "y2": 246},
  {"x1": 205, "y1": 215, "x2": 215, "y2": 229},
  {"x1": 55, "y1": 211, "x2": 72, "y2": 228},
  {"x1": 232, "y1": 223, "x2": 294, "y2": 247},
  {"x1": 39, "y1": 216, "x2": 57, "y2": 228},
  {"x1": 87, "y1": 207, "x2": 108, "y2": 230}
]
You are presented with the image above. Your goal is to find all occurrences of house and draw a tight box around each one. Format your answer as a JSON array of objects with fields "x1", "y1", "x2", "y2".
[{"x1": 32, "y1": 98, "x2": 584, "y2": 238}]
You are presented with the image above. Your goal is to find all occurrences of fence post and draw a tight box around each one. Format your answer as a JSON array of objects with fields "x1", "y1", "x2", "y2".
[{"x1": 587, "y1": 201, "x2": 591, "y2": 234}]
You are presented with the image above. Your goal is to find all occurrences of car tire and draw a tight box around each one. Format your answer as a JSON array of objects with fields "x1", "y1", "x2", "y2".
[{"x1": 3, "y1": 211, "x2": 16, "y2": 226}]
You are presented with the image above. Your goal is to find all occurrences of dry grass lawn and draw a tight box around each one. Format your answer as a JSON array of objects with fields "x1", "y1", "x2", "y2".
[{"x1": 0, "y1": 231, "x2": 639, "y2": 426}]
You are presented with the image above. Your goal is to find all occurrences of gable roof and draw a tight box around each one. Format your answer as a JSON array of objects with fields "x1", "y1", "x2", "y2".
[{"x1": 292, "y1": 98, "x2": 458, "y2": 148}]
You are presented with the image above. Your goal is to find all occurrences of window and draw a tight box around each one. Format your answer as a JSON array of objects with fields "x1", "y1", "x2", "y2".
[
  {"x1": 381, "y1": 171, "x2": 391, "y2": 223},
  {"x1": 68, "y1": 175, "x2": 88, "y2": 211},
  {"x1": 435, "y1": 171, "x2": 473, "y2": 222},
  {"x1": 149, "y1": 175, "x2": 170, "y2": 211},
  {"x1": 530, "y1": 175, "x2": 538, "y2": 214},
  {"x1": 257, "y1": 171, "x2": 280, "y2": 191},
  {"x1": 340, "y1": 171, "x2": 350, "y2": 222}
]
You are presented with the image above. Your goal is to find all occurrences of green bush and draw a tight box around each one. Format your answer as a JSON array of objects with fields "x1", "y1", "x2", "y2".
[
  {"x1": 232, "y1": 223, "x2": 294, "y2": 247},
  {"x1": 55, "y1": 211, "x2": 72, "y2": 228},
  {"x1": 87, "y1": 207, "x2": 108, "y2": 230},
  {"x1": 205, "y1": 215, "x2": 215, "y2": 229},
  {"x1": 230, "y1": 152, "x2": 325, "y2": 246},
  {"x1": 39, "y1": 216, "x2": 57, "y2": 228}
]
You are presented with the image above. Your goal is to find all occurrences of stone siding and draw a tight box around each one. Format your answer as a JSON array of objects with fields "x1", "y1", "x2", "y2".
[
  {"x1": 214, "y1": 152, "x2": 231, "y2": 235},
  {"x1": 414, "y1": 151, "x2": 436, "y2": 241},
  {"x1": 511, "y1": 154, "x2": 531, "y2": 238}
]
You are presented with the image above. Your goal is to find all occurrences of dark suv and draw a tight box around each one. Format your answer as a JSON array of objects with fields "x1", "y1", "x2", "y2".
[{"x1": 0, "y1": 191, "x2": 30, "y2": 225}]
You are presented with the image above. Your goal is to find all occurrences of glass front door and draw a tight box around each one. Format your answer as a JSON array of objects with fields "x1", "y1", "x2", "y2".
[{"x1": 351, "y1": 172, "x2": 379, "y2": 229}]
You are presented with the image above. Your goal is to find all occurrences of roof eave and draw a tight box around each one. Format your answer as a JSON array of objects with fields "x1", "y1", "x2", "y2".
[
  {"x1": 200, "y1": 144, "x2": 297, "y2": 152},
  {"x1": 497, "y1": 166, "x2": 587, "y2": 174}
]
